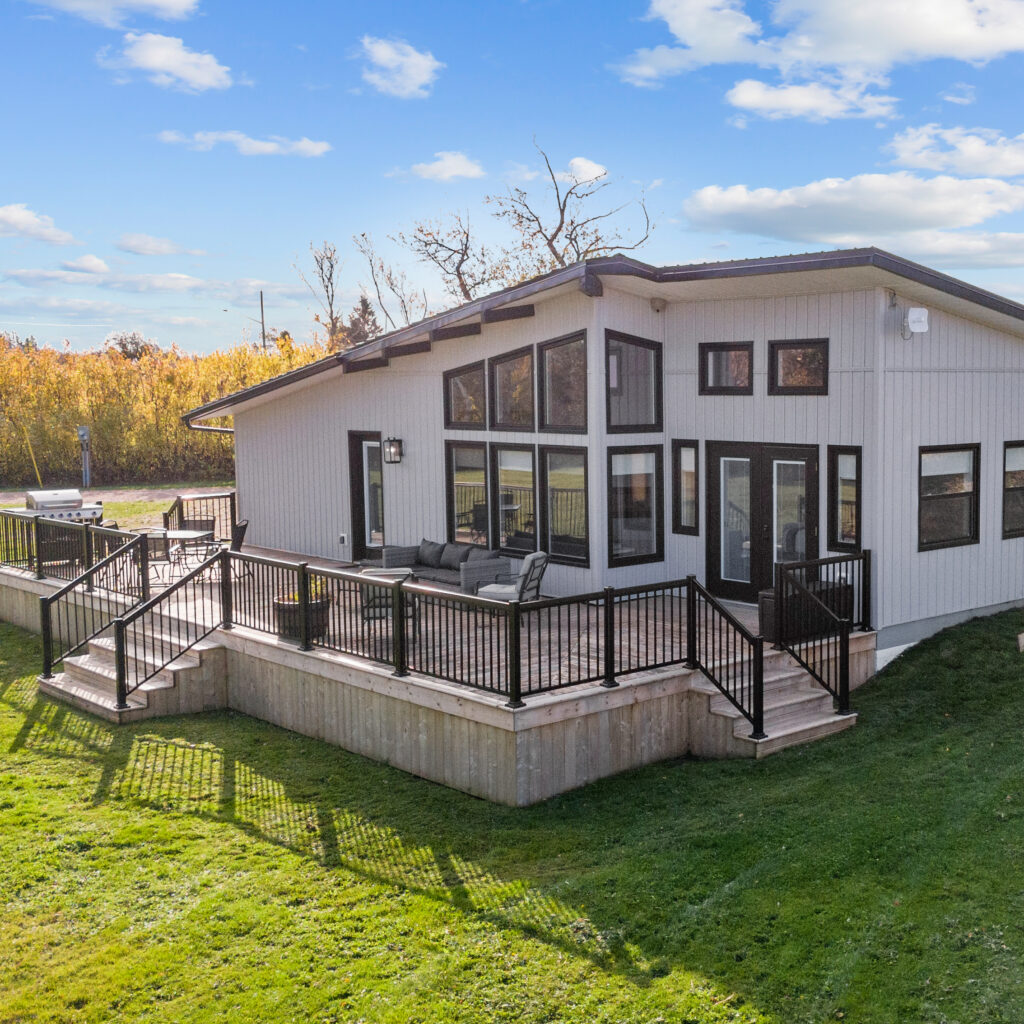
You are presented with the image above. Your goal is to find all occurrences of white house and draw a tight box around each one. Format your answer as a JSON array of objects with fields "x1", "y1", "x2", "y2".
[{"x1": 186, "y1": 247, "x2": 1024, "y2": 655}]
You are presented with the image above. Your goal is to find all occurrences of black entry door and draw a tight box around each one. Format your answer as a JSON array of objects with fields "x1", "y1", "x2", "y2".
[
  {"x1": 706, "y1": 442, "x2": 819, "y2": 603},
  {"x1": 348, "y1": 431, "x2": 384, "y2": 561}
]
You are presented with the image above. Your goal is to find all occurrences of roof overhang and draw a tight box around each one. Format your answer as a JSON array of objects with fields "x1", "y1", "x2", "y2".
[{"x1": 184, "y1": 247, "x2": 1024, "y2": 425}]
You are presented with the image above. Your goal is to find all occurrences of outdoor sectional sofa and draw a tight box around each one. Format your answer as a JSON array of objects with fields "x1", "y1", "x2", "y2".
[{"x1": 381, "y1": 539, "x2": 512, "y2": 593}]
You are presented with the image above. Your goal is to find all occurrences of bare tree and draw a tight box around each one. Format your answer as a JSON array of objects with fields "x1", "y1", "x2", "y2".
[
  {"x1": 354, "y1": 232, "x2": 430, "y2": 329},
  {"x1": 299, "y1": 241, "x2": 345, "y2": 350}
]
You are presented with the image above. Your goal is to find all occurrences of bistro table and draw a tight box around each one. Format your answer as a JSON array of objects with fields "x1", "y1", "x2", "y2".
[{"x1": 138, "y1": 527, "x2": 216, "y2": 582}]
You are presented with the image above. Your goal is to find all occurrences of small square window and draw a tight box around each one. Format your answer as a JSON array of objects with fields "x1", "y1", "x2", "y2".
[
  {"x1": 919, "y1": 444, "x2": 980, "y2": 551},
  {"x1": 768, "y1": 339, "x2": 829, "y2": 395},
  {"x1": 1004, "y1": 442, "x2": 1024, "y2": 539},
  {"x1": 698, "y1": 342, "x2": 753, "y2": 395}
]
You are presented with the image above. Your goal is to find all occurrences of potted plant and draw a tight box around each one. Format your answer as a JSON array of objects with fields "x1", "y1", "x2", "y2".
[{"x1": 272, "y1": 578, "x2": 332, "y2": 641}]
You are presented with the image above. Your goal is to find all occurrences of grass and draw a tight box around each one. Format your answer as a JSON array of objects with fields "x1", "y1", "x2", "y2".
[
  {"x1": 2, "y1": 612, "x2": 1024, "y2": 1023},
  {"x1": 101, "y1": 498, "x2": 170, "y2": 531}
]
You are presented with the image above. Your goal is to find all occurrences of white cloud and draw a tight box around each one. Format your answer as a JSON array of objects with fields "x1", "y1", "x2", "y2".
[
  {"x1": 684, "y1": 172, "x2": 1024, "y2": 239},
  {"x1": 941, "y1": 82, "x2": 976, "y2": 105},
  {"x1": 115, "y1": 232, "x2": 202, "y2": 256},
  {"x1": 888, "y1": 124, "x2": 1024, "y2": 177},
  {"x1": 360, "y1": 36, "x2": 444, "y2": 98},
  {"x1": 61, "y1": 254, "x2": 110, "y2": 273},
  {"x1": 616, "y1": 0, "x2": 1024, "y2": 121},
  {"x1": 726, "y1": 76, "x2": 897, "y2": 120},
  {"x1": 158, "y1": 129, "x2": 331, "y2": 157},
  {"x1": 409, "y1": 151, "x2": 485, "y2": 181},
  {"x1": 0, "y1": 203, "x2": 78, "y2": 245},
  {"x1": 109, "y1": 33, "x2": 232, "y2": 92},
  {"x1": 29, "y1": 0, "x2": 197, "y2": 28},
  {"x1": 555, "y1": 157, "x2": 608, "y2": 184}
]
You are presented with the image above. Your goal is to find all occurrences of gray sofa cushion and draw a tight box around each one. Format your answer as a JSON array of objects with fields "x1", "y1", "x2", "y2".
[
  {"x1": 440, "y1": 542, "x2": 472, "y2": 570},
  {"x1": 416, "y1": 566, "x2": 462, "y2": 586},
  {"x1": 465, "y1": 545, "x2": 497, "y2": 562},
  {"x1": 417, "y1": 538, "x2": 445, "y2": 568}
]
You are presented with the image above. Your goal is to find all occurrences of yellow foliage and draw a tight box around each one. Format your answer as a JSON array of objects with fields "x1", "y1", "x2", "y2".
[{"x1": 0, "y1": 339, "x2": 329, "y2": 487}]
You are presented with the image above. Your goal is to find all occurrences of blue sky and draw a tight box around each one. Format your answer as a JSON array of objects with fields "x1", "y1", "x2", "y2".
[{"x1": 5, "y1": 0, "x2": 1024, "y2": 353}]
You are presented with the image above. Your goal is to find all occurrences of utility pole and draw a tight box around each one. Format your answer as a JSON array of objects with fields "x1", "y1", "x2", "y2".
[{"x1": 260, "y1": 290, "x2": 267, "y2": 350}]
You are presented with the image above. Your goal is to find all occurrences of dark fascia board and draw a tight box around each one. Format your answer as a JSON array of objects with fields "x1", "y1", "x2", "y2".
[{"x1": 185, "y1": 246, "x2": 1024, "y2": 424}]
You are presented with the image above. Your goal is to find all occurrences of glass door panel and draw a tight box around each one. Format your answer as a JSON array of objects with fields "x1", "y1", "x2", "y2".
[
  {"x1": 363, "y1": 441, "x2": 384, "y2": 548},
  {"x1": 773, "y1": 460, "x2": 807, "y2": 565},
  {"x1": 720, "y1": 457, "x2": 752, "y2": 583}
]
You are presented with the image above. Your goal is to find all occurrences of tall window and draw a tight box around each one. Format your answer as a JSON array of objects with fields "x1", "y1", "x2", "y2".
[
  {"x1": 828, "y1": 446, "x2": 861, "y2": 551},
  {"x1": 443, "y1": 361, "x2": 486, "y2": 428},
  {"x1": 699, "y1": 342, "x2": 753, "y2": 395},
  {"x1": 492, "y1": 446, "x2": 536, "y2": 553},
  {"x1": 606, "y1": 330, "x2": 663, "y2": 432},
  {"x1": 539, "y1": 333, "x2": 587, "y2": 431},
  {"x1": 489, "y1": 347, "x2": 534, "y2": 430},
  {"x1": 768, "y1": 339, "x2": 829, "y2": 395},
  {"x1": 608, "y1": 446, "x2": 663, "y2": 566},
  {"x1": 446, "y1": 442, "x2": 488, "y2": 545},
  {"x1": 540, "y1": 447, "x2": 588, "y2": 565},
  {"x1": 671, "y1": 439, "x2": 699, "y2": 535},
  {"x1": 919, "y1": 445, "x2": 980, "y2": 551},
  {"x1": 1004, "y1": 442, "x2": 1024, "y2": 539}
]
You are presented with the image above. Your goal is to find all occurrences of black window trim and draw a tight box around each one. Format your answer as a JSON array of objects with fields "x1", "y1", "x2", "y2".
[
  {"x1": 537, "y1": 330, "x2": 588, "y2": 434},
  {"x1": 918, "y1": 443, "x2": 981, "y2": 552},
  {"x1": 488, "y1": 345, "x2": 535, "y2": 432},
  {"x1": 1003, "y1": 440, "x2": 1024, "y2": 540},
  {"x1": 827, "y1": 444, "x2": 862, "y2": 552},
  {"x1": 698, "y1": 341, "x2": 754, "y2": 396},
  {"x1": 670, "y1": 438, "x2": 700, "y2": 536},
  {"x1": 444, "y1": 439, "x2": 489, "y2": 546},
  {"x1": 443, "y1": 359, "x2": 487, "y2": 430},
  {"x1": 490, "y1": 442, "x2": 538, "y2": 556},
  {"x1": 539, "y1": 444, "x2": 590, "y2": 568},
  {"x1": 768, "y1": 338, "x2": 830, "y2": 396},
  {"x1": 606, "y1": 443, "x2": 665, "y2": 568},
  {"x1": 605, "y1": 329, "x2": 664, "y2": 434}
]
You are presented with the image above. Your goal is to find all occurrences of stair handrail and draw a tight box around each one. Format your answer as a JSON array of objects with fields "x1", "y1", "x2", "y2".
[
  {"x1": 113, "y1": 548, "x2": 226, "y2": 709},
  {"x1": 40, "y1": 534, "x2": 149, "y2": 679},
  {"x1": 774, "y1": 564, "x2": 851, "y2": 714},
  {"x1": 687, "y1": 576, "x2": 766, "y2": 739}
]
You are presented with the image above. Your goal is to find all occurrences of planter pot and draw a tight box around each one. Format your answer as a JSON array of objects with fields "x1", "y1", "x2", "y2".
[{"x1": 273, "y1": 595, "x2": 331, "y2": 642}]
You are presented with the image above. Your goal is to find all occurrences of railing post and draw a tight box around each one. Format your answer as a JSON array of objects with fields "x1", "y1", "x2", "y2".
[
  {"x1": 860, "y1": 549, "x2": 873, "y2": 631},
  {"x1": 162, "y1": 508, "x2": 170, "y2": 531},
  {"x1": 838, "y1": 620, "x2": 852, "y2": 715},
  {"x1": 751, "y1": 635, "x2": 766, "y2": 739},
  {"x1": 219, "y1": 549, "x2": 233, "y2": 630},
  {"x1": 505, "y1": 600, "x2": 524, "y2": 708},
  {"x1": 601, "y1": 586, "x2": 617, "y2": 687},
  {"x1": 773, "y1": 563, "x2": 785, "y2": 650},
  {"x1": 391, "y1": 579, "x2": 408, "y2": 676},
  {"x1": 297, "y1": 562, "x2": 312, "y2": 651},
  {"x1": 113, "y1": 618, "x2": 129, "y2": 710},
  {"x1": 685, "y1": 575, "x2": 698, "y2": 668},
  {"x1": 33, "y1": 516, "x2": 43, "y2": 579},
  {"x1": 139, "y1": 538, "x2": 151, "y2": 601},
  {"x1": 83, "y1": 523, "x2": 94, "y2": 592},
  {"x1": 229, "y1": 492, "x2": 237, "y2": 536},
  {"x1": 40, "y1": 596, "x2": 54, "y2": 679}
]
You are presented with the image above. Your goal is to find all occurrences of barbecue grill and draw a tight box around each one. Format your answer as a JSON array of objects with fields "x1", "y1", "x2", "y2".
[{"x1": 19, "y1": 489, "x2": 104, "y2": 522}]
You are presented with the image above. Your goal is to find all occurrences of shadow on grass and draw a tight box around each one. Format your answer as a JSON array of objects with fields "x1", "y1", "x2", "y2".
[{"x1": 4, "y1": 610, "x2": 1024, "y2": 1021}]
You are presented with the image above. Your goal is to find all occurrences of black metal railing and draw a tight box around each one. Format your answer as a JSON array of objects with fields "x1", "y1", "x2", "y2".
[
  {"x1": 775, "y1": 565, "x2": 851, "y2": 715},
  {"x1": 0, "y1": 510, "x2": 35, "y2": 571},
  {"x1": 114, "y1": 551, "x2": 224, "y2": 707},
  {"x1": 163, "y1": 491, "x2": 236, "y2": 541},
  {"x1": 689, "y1": 577, "x2": 765, "y2": 737},
  {"x1": 778, "y1": 550, "x2": 872, "y2": 631},
  {"x1": 0, "y1": 511, "x2": 136, "y2": 582},
  {"x1": 40, "y1": 534, "x2": 150, "y2": 678}
]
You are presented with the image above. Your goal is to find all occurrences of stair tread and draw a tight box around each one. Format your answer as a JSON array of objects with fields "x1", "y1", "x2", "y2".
[
  {"x1": 713, "y1": 685, "x2": 829, "y2": 716},
  {"x1": 64, "y1": 652, "x2": 175, "y2": 691},
  {"x1": 90, "y1": 635, "x2": 200, "y2": 670},
  {"x1": 40, "y1": 673, "x2": 147, "y2": 712}
]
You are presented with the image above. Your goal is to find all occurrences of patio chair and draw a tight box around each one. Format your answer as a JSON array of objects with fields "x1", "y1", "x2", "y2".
[
  {"x1": 358, "y1": 568, "x2": 419, "y2": 646},
  {"x1": 476, "y1": 551, "x2": 549, "y2": 602}
]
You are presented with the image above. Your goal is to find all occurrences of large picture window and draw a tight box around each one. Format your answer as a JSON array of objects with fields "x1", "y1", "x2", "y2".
[
  {"x1": 919, "y1": 444, "x2": 980, "y2": 551},
  {"x1": 608, "y1": 445, "x2": 664, "y2": 566},
  {"x1": 671, "y1": 439, "x2": 699, "y2": 535},
  {"x1": 539, "y1": 333, "x2": 587, "y2": 432},
  {"x1": 491, "y1": 445, "x2": 536, "y2": 553},
  {"x1": 606, "y1": 330, "x2": 663, "y2": 432},
  {"x1": 446, "y1": 442, "x2": 488, "y2": 545},
  {"x1": 828, "y1": 445, "x2": 861, "y2": 551},
  {"x1": 1004, "y1": 442, "x2": 1024, "y2": 539},
  {"x1": 698, "y1": 342, "x2": 753, "y2": 395},
  {"x1": 768, "y1": 339, "x2": 829, "y2": 396},
  {"x1": 540, "y1": 447, "x2": 588, "y2": 565},
  {"x1": 443, "y1": 361, "x2": 486, "y2": 428},
  {"x1": 489, "y1": 347, "x2": 534, "y2": 431}
]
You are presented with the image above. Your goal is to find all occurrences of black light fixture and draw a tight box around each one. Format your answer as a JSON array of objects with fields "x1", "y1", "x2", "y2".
[{"x1": 383, "y1": 437, "x2": 404, "y2": 464}]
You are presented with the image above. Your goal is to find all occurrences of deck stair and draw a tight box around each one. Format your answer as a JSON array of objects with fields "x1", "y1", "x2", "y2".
[
  {"x1": 693, "y1": 648, "x2": 857, "y2": 758},
  {"x1": 38, "y1": 628, "x2": 225, "y2": 724}
]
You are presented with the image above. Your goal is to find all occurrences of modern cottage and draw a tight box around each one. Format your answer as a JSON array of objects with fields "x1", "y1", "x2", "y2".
[{"x1": 188, "y1": 247, "x2": 1024, "y2": 655}]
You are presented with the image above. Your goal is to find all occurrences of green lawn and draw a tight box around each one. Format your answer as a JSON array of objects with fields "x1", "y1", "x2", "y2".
[
  {"x1": 2, "y1": 612, "x2": 1024, "y2": 1023},
  {"x1": 100, "y1": 498, "x2": 170, "y2": 531}
]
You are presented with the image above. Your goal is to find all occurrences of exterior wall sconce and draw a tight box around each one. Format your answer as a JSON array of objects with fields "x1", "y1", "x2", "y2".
[{"x1": 383, "y1": 437, "x2": 404, "y2": 464}]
